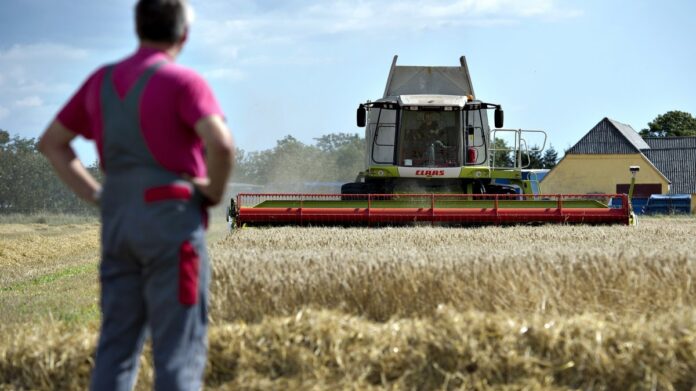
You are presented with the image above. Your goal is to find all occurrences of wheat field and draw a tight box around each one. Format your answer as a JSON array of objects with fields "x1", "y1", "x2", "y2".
[
  {"x1": 2, "y1": 216, "x2": 696, "y2": 390},
  {"x1": 210, "y1": 222, "x2": 696, "y2": 322}
]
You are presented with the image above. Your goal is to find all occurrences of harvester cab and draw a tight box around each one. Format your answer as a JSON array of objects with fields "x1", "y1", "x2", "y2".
[
  {"x1": 230, "y1": 56, "x2": 633, "y2": 227},
  {"x1": 346, "y1": 55, "x2": 547, "y2": 196}
]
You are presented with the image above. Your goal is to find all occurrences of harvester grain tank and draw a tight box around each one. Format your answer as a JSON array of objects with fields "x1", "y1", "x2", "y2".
[{"x1": 229, "y1": 56, "x2": 633, "y2": 227}]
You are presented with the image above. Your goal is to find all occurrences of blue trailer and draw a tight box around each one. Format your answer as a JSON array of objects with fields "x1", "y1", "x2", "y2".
[{"x1": 643, "y1": 194, "x2": 691, "y2": 215}]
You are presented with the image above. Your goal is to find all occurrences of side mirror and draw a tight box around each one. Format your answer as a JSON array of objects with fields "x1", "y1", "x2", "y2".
[
  {"x1": 494, "y1": 107, "x2": 504, "y2": 128},
  {"x1": 356, "y1": 104, "x2": 366, "y2": 128}
]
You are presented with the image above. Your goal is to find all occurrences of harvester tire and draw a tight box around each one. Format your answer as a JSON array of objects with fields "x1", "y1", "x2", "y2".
[
  {"x1": 484, "y1": 184, "x2": 518, "y2": 195},
  {"x1": 341, "y1": 182, "x2": 368, "y2": 200}
]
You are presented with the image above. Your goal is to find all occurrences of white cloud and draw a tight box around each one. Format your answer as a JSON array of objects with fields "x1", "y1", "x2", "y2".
[
  {"x1": 0, "y1": 106, "x2": 9, "y2": 120},
  {"x1": 204, "y1": 68, "x2": 246, "y2": 82},
  {"x1": 0, "y1": 42, "x2": 93, "y2": 137},
  {"x1": 14, "y1": 96, "x2": 44, "y2": 108},
  {"x1": 239, "y1": 54, "x2": 334, "y2": 67},
  {"x1": 0, "y1": 43, "x2": 89, "y2": 62},
  {"x1": 192, "y1": 0, "x2": 581, "y2": 66},
  {"x1": 0, "y1": 43, "x2": 91, "y2": 96},
  {"x1": 196, "y1": 0, "x2": 580, "y2": 42}
]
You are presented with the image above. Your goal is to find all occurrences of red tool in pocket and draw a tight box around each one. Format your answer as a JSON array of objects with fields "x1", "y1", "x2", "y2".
[{"x1": 178, "y1": 241, "x2": 199, "y2": 306}]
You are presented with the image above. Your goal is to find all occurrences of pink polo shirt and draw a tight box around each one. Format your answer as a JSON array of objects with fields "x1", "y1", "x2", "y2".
[{"x1": 57, "y1": 47, "x2": 224, "y2": 178}]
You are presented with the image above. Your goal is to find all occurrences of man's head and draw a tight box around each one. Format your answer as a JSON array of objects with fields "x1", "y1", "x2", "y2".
[
  {"x1": 422, "y1": 112, "x2": 439, "y2": 127},
  {"x1": 136, "y1": 0, "x2": 192, "y2": 50}
]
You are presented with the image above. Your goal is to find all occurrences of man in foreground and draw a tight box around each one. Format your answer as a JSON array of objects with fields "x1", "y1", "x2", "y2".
[{"x1": 38, "y1": 0, "x2": 234, "y2": 389}]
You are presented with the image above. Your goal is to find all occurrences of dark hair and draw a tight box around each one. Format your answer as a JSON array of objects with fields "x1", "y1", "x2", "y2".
[{"x1": 135, "y1": 0, "x2": 188, "y2": 44}]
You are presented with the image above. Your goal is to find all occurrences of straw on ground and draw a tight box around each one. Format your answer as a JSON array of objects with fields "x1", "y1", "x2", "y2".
[{"x1": 2, "y1": 216, "x2": 696, "y2": 389}]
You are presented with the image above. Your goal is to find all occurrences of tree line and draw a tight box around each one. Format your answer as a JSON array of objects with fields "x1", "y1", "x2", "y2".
[
  {"x1": 0, "y1": 129, "x2": 101, "y2": 214},
  {"x1": 232, "y1": 132, "x2": 559, "y2": 187},
  {"x1": 0, "y1": 129, "x2": 555, "y2": 213},
  {"x1": 233, "y1": 133, "x2": 365, "y2": 189},
  {"x1": 491, "y1": 138, "x2": 558, "y2": 169},
  {"x1": 0, "y1": 129, "x2": 367, "y2": 214},
  {"x1": 2, "y1": 110, "x2": 689, "y2": 213}
]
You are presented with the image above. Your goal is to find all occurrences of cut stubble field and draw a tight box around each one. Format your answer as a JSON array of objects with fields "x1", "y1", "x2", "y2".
[{"x1": 2, "y1": 215, "x2": 696, "y2": 390}]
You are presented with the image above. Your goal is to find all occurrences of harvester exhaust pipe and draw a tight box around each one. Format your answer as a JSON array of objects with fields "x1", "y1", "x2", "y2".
[
  {"x1": 627, "y1": 166, "x2": 640, "y2": 226},
  {"x1": 628, "y1": 166, "x2": 640, "y2": 200}
]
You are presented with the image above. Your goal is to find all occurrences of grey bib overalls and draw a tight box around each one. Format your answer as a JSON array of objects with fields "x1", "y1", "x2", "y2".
[{"x1": 90, "y1": 62, "x2": 210, "y2": 391}]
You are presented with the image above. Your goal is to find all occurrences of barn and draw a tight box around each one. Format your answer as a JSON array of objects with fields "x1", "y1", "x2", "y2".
[{"x1": 540, "y1": 117, "x2": 696, "y2": 213}]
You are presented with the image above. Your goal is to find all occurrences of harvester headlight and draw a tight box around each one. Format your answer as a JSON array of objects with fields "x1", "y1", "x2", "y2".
[
  {"x1": 475, "y1": 171, "x2": 482, "y2": 177},
  {"x1": 377, "y1": 170, "x2": 385, "y2": 176}
]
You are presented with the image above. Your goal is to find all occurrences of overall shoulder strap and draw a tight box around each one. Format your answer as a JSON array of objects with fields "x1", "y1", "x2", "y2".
[
  {"x1": 123, "y1": 60, "x2": 168, "y2": 112},
  {"x1": 100, "y1": 60, "x2": 169, "y2": 173}
]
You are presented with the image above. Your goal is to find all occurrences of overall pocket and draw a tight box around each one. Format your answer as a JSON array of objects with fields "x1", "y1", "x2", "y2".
[{"x1": 178, "y1": 241, "x2": 200, "y2": 306}]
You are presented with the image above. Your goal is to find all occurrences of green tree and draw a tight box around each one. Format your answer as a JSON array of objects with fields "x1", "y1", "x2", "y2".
[
  {"x1": 231, "y1": 132, "x2": 365, "y2": 188},
  {"x1": 315, "y1": 133, "x2": 364, "y2": 181},
  {"x1": 640, "y1": 110, "x2": 696, "y2": 138},
  {"x1": 265, "y1": 135, "x2": 326, "y2": 186},
  {"x1": 0, "y1": 130, "x2": 95, "y2": 214},
  {"x1": 0, "y1": 129, "x2": 9, "y2": 146},
  {"x1": 314, "y1": 133, "x2": 361, "y2": 152},
  {"x1": 523, "y1": 146, "x2": 543, "y2": 169},
  {"x1": 541, "y1": 144, "x2": 558, "y2": 169},
  {"x1": 492, "y1": 138, "x2": 513, "y2": 167}
]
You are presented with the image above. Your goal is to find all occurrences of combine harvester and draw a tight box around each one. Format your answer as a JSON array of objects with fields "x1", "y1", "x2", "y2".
[{"x1": 229, "y1": 56, "x2": 634, "y2": 227}]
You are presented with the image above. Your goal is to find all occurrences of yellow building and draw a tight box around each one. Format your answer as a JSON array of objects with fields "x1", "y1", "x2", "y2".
[
  {"x1": 542, "y1": 118, "x2": 670, "y2": 197},
  {"x1": 541, "y1": 154, "x2": 668, "y2": 196},
  {"x1": 540, "y1": 118, "x2": 696, "y2": 213},
  {"x1": 542, "y1": 118, "x2": 696, "y2": 213}
]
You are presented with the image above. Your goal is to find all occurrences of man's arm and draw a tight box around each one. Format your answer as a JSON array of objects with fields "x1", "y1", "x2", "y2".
[
  {"x1": 38, "y1": 120, "x2": 102, "y2": 204},
  {"x1": 192, "y1": 114, "x2": 234, "y2": 205}
]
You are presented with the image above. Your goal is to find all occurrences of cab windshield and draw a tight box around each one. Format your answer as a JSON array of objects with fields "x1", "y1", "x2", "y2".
[{"x1": 398, "y1": 110, "x2": 461, "y2": 167}]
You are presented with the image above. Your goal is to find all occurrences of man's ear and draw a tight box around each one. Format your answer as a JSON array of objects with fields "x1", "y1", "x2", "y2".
[{"x1": 179, "y1": 27, "x2": 189, "y2": 47}]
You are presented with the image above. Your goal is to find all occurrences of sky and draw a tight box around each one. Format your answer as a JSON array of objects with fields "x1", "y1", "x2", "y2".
[{"x1": 1, "y1": 0, "x2": 695, "y2": 165}]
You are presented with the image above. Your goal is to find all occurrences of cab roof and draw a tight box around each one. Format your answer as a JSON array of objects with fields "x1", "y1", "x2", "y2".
[{"x1": 397, "y1": 94, "x2": 468, "y2": 108}]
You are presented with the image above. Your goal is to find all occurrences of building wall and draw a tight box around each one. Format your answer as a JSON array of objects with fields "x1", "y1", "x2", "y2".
[{"x1": 540, "y1": 154, "x2": 669, "y2": 195}]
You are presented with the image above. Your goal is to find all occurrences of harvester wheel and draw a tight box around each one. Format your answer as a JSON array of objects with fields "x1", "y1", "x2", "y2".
[
  {"x1": 484, "y1": 184, "x2": 517, "y2": 195},
  {"x1": 341, "y1": 182, "x2": 369, "y2": 200}
]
